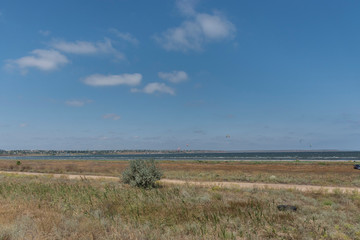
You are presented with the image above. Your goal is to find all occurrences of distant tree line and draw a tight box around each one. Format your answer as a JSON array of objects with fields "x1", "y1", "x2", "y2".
[{"x1": 0, "y1": 149, "x2": 201, "y2": 156}]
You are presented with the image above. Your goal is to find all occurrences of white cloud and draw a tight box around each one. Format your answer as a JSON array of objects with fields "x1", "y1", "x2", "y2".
[
  {"x1": 51, "y1": 38, "x2": 124, "y2": 59},
  {"x1": 132, "y1": 82, "x2": 175, "y2": 95},
  {"x1": 19, "y1": 123, "x2": 27, "y2": 128},
  {"x1": 109, "y1": 28, "x2": 139, "y2": 45},
  {"x1": 155, "y1": 1, "x2": 235, "y2": 52},
  {"x1": 4, "y1": 38, "x2": 124, "y2": 73},
  {"x1": 65, "y1": 99, "x2": 92, "y2": 107},
  {"x1": 103, "y1": 113, "x2": 121, "y2": 120},
  {"x1": 83, "y1": 73, "x2": 142, "y2": 87},
  {"x1": 6, "y1": 49, "x2": 68, "y2": 72},
  {"x1": 158, "y1": 70, "x2": 188, "y2": 83},
  {"x1": 196, "y1": 13, "x2": 235, "y2": 39}
]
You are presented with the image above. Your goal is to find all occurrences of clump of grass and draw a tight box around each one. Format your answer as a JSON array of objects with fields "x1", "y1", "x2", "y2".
[{"x1": 322, "y1": 199, "x2": 334, "y2": 206}]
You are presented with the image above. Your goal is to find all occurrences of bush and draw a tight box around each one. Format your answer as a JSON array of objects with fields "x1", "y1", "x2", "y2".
[{"x1": 122, "y1": 159, "x2": 163, "y2": 188}]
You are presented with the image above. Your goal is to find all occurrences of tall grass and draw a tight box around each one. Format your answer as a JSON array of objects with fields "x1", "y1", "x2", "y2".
[{"x1": 0, "y1": 175, "x2": 360, "y2": 239}]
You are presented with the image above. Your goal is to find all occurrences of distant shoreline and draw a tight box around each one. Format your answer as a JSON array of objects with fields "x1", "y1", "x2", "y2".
[{"x1": 1, "y1": 149, "x2": 359, "y2": 157}]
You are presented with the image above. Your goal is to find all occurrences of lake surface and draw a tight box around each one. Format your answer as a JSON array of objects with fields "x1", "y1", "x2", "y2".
[{"x1": 1, "y1": 151, "x2": 360, "y2": 161}]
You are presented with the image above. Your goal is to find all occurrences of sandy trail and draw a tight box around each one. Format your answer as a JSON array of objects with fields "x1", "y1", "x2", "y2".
[
  {"x1": 0, "y1": 171, "x2": 359, "y2": 193},
  {"x1": 161, "y1": 179, "x2": 360, "y2": 193},
  {"x1": 0, "y1": 171, "x2": 119, "y2": 180}
]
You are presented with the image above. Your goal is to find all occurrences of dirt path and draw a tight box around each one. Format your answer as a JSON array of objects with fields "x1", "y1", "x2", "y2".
[
  {"x1": 0, "y1": 171, "x2": 359, "y2": 193},
  {"x1": 161, "y1": 179, "x2": 360, "y2": 193},
  {"x1": 0, "y1": 171, "x2": 119, "y2": 181}
]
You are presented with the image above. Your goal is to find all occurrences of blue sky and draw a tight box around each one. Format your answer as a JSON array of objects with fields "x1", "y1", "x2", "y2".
[{"x1": 1, "y1": 0, "x2": 360, "y2": 150}]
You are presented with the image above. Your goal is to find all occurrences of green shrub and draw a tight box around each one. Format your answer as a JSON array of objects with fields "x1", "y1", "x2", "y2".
[{"x1": 122, "y1": 159, "x2": 163, "y2": 188}]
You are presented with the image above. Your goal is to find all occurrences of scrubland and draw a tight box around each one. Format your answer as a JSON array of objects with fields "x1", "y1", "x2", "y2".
[{"x1": 0, "y1": 174, "x2": 360, "y2": 239}]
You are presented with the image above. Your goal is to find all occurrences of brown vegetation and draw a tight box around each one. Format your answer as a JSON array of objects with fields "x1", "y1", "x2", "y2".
[{"x1": 0, "y1": 159, "x2": 359, "y2": 187}]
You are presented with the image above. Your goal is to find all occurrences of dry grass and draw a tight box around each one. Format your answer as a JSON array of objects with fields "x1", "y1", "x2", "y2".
[
  {"x1": 0, "y1": 159, "x2": 360, "y2": 187},
  {"x1": 0, "y1": 174, "x2": 360, "y2": 239}
]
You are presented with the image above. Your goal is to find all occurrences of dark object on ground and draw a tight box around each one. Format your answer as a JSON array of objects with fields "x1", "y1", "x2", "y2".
[
  {"x1": 277, "y1": 205, "x2": 297, "y2": 211},
  {"x1": 354, "y1": 165, "x2": 360, "y2": 170}
]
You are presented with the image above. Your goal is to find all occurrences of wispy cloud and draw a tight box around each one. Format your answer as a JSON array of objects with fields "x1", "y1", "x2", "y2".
[
  {"x1": 131, "y1": 82, "x2": 175, "y2": 95},
  {"x1": 158, "y1": 70, "x2": 188, "y2": 83},
  {"x1": 19, "y1": 123, "x2": 28, "y2": 128},
  {"x1": 109, "y1": 28, "x2": 139, "y2": 45},
  {"x1": 83, "y1": 73, "x2": 142, "y2": 87},
  {"x1": 103, "y1": 113, "x2": 121, "y2": 120},
  {"x1": 176, "y1": 0, "x2": 198, "y2": 16},
  {"x1": 51, "y1": 38, "x2": 124, "y2": 59},
  {"x1": 5, "y1": 49, "x2": 68, "y2": 73},
  {"x1": 65, "y1": 99, "x2": 93, "y2": 107},
  {"x1": 39, "y1": 30, "x2": 51, "y2": 36},
  {"x1": 51, "y1": 40, "x2": 97, "y2": 54},
  {"x1": 155, "y1": 0, "x2": 235, "y2": 52}
]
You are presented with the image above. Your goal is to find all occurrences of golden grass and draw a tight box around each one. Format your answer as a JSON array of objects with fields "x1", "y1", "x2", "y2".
[{"x1": 0, "y1": 174, "x2": 360, "y2": 239}]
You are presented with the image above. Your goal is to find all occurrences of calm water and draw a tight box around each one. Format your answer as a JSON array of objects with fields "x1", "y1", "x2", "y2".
[{"x1": 1, "y1": 151, "x2": 360, "y2": 161}]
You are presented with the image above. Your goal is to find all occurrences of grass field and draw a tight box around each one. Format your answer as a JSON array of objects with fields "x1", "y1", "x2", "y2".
[
  {"x1": 1, "y1": 174, "x2": 360, "y2": 239},
  {"x1": 0, "y1": 159, "x2": 359, "y2": 187}
]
